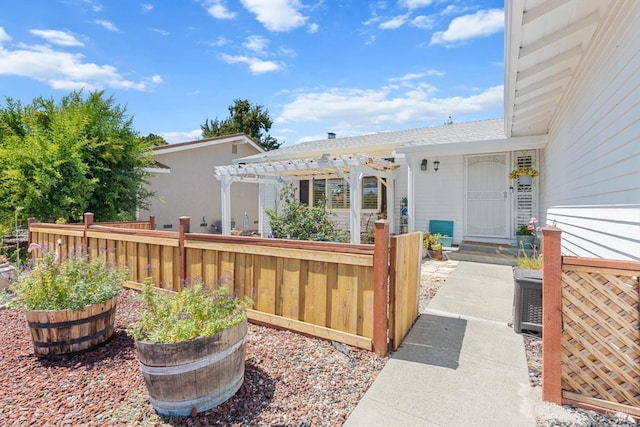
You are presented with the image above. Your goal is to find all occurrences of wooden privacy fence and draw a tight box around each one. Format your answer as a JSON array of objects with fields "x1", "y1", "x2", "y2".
[
  {"x1": 542, "y1": 227, "x2": 640, "y2": 418},
  {"x1": 28, "y1": 214, "x2": 423, "y2": 357}
]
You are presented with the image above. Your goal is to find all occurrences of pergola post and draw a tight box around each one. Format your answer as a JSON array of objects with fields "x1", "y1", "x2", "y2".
[
  {"x1": 258, "y1": 183, "x2": 265, "y2": 237},
  {"x1": 220, "y1": 176, "x2": 232, "y2": 235},
  {"x1": 349, "y1": 166, "x2": 363, "y2": 244},
  {"x1": 386, "y1": 177, "x2": 395, "y2": 235}
]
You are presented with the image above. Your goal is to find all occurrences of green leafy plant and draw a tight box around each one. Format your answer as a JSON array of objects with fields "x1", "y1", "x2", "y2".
[
  {"x1": 128, "y1": 279, "x2": 252, "y2": 343},
  {"x1": 516, "y1": 217, "x2": 543, "y2": 269},
  {"x1": 266, "y1": 183, "x2": 349, "y2": 242},
  {"x1": 11, "y1": 247, "x2": 126, "y2": 310},
  {"x1": 516, "y1": 252, "x2": 542, "y2": 269},
  {"x1": 516, "y1": 224, "x2": 534, "y2": 236},
  {"x1": 423, "y1": 233, "x2": 442, "y2": 249}
]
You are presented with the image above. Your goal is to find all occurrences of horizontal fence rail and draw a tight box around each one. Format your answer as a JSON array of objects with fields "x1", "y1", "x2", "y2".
[{"x1": 27, "y1": 214, "x2": 414, "y2": 356}]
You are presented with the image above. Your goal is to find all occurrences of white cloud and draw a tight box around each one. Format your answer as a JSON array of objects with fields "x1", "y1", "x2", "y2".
[
  {"x1": 240, "y1": 0, "x2": 307, "y2": 32},
  {"x1": 96, "y1": 20, "x2": 119, "y2": 32},
  {"x1": 243, "y1": 35, "x2": 269, "y2": 54},
  {"x1": 379, "y1": 14, "x2": 409, "y2": 30},
  {"x1": 160, "y1": 129, "x2": 202, "y2": 144},
  {"x1": 410, "y1": 15, "x2": 435, "y2": 29},
  {"x1": 0, "y1": 34, "x2": 161, "y2": 91},
  {"x1": 431, "y1": 9, "x2": 503, "y2": 46},
  {"x1": 0, "y1": 27, "x2": 13, "y2": 43},
  {"x1": 150, "y1": 28, "x2": 169, "y2": 36},
  {"x1": 388, "y1": 70, "x2": 445, "y2": 83},
  {"x1": 220, "y1": 54, "x2": 282, "y2": 74},
  {"x1": 307, "y1": 23, "x2": 319, "y2": 33},
  {"x1": 203, "y1": 0, "x2": 236, "y2": 19},
  {"x1": 142, "y1": 3, "x2": 153, "y2": 13},
  {"x1": 279, "y1": 47, "x2": 296, "y2": 57},
  {"x1": 400, "y1": 0, "x2": 434, "y2": 10},
  {"x1": 207, "y1": 36, "x2": 229, "y2": 47},
  {"x1": 30, "y1": 29, "x2": 84, "y2": 47},
  {"x1": 276, "y1": 84, "x2": 503, "y2": 130}
]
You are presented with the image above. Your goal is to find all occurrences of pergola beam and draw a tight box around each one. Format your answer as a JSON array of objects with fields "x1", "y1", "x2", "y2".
[{"x1": 214, "y1": 154, "x2": 400, "y2": 243}]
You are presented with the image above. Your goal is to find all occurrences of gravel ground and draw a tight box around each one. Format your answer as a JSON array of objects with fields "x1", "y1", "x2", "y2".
[{"x1": 0, "y1": 289, "x2": 387, "y2": 426}]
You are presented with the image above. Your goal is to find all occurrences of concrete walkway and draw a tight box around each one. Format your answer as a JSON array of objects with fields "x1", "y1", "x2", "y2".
[{"x1": 345, "y1": 261, "x2": 536, "y2": 427}]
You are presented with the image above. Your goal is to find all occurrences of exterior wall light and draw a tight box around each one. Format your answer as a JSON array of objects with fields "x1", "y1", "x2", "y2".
[
  {"x1": 433, "y1": 160, "x2": 440, "y2": 172},
  {"x1": 421, "y1": 159, "x2": 428, "y2": 171}
]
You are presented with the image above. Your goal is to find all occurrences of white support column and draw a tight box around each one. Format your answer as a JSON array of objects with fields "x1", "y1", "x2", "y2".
[
  {"x1": 220, "y1": 176, "x2": 232, "y2": 235},
  {"x1": 258, "y1": 182, "x2": 265, "y2": 237},
  {"x1": 386, "y1": 177, "x2": 395, "y2": 235},
  {"x1": 407, "y1": 158, "x2": 416, "y2": 232},
  {"x1": 349, "y1": 166, "x2": 363, "y2": 244}
]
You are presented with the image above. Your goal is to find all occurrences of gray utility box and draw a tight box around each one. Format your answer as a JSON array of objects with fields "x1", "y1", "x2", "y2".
[{"x1": 513, "y1": 268, "x2": 543, "y2": 334}]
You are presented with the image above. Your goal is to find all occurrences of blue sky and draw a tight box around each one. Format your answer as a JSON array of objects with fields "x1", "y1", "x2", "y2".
[{"x1": 0, "y1": 0, "x2": 504, "y2": 146}]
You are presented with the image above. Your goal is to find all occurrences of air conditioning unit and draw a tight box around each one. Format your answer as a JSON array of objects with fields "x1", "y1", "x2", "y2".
[{"x1": 513, "y1": 268, "x2": 542, "y2": 334}]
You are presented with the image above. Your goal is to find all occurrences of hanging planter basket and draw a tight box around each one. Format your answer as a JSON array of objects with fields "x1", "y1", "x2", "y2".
[{"x1": 509, "y1": 167, "x2": 539, "y2": 183}]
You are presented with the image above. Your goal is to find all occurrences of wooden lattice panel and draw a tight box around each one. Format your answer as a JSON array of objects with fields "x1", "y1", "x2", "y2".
[{"x1": 561, "y1": 264, "x2": 640, "y2": 409}]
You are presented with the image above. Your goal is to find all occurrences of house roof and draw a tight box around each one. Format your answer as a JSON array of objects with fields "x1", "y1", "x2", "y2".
[
  {"x1": 239, "y1": 118, "x2": 506, "y2": 163},
  {"x1": 152, "y1": 133, "x2": 265, "y2": 155},
  {"x1": 504, "y1": 0, "x2": 615, "y2": 137}
]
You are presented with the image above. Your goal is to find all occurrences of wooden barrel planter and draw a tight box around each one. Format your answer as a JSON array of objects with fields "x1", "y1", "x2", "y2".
[
  {"x1": 24, "y1": 295, "x2": 118, "y2": 358},
  {"x1": 135, "y1": 319, "x2": 247, "y2": 417}
]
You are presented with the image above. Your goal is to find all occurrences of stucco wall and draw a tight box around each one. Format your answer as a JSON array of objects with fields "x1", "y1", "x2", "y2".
[
  {"x1": 140, "y1": 141, "x2": 261, "y2": 233},
  {"x1": 542, "y1": 4, "x2": 640, "y2": 260}
]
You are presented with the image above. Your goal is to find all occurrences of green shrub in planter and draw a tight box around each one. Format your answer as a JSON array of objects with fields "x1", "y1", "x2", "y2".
[
  {"x1": 11, "y1": 249, "x2": 126, "y2": 311},
  {"x1": 10, "y1": 247, "x2": 127, "y2": 357},
  {"x1": 128, "y1": 279, "x2": 251, "y2": 343},
  {"x1": 128, "y1": 280, "x2": 253, "y2": 417}
]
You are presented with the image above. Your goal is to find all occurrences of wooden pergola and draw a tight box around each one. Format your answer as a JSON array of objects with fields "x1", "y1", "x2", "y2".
[{"x1": 214, "y1": 154, "x2": 400, "y2": 243}]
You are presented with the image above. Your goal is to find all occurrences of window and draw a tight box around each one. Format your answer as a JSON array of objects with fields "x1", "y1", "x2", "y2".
[
  {"x1": 311, "y1": 177, "x2": 379, "y2": 210},
  {"x1": 362, "y1": 177, "x2": 378, "y2": 209},
  {"x1": 313, "y1": 178, "x2": 326, "y2": 206},
  {"x1": 327, "y1": 178, "x2": 349, "y2": 209}
]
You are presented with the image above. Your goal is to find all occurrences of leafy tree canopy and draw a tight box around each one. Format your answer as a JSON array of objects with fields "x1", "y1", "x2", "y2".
[
  {"x1": 200, "y1": 99, "x2": 282, "y2": 151},
  {"x1": 0, "y1": 90, "x2": 154, "y2": 226},
  {"x1": 139, "y1": 133, "x2": 168, "y2": 147}
]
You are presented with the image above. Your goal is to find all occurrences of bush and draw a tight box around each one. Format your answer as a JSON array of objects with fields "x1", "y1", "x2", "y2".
[
  {"x1": 128, "y1": 279, "x2": 252, "y2": 343},
  {"x1": 11, "y1": 248, "x2": 126, "y2": 311},
  {"x1": 265, "y1": 183, "x2": 348, "y2": 242}
]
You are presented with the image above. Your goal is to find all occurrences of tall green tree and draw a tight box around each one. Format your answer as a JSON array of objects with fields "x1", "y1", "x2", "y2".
[
  {"x1": 139, "y1": 133, "x2": 168, "y2": 146},
  {"x1": 0, "y1": 90, "x2": 154, "y2": 225},
  {"x1": 201, "y1": 99, "x2": 282, "y2": 151}
]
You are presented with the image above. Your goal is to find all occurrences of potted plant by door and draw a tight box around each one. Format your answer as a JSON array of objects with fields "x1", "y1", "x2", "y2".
[
  {"x1": 11, "y1": 247, "x2": 126, "y2": 358},
  {"x1": 513, "y1": 218, "x2": 543, "y2": 334},
  {"x1": 516, "y1": 225, "x2": 535, "y2": 250},
  {"x1": 128, "y1": 279, "x2": 252, "y2": 417},
  {"x1": 430, "y1": 242, "x2": 444, "y2": 260}
]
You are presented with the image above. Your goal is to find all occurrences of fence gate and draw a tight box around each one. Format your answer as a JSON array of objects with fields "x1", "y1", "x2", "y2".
[{"x1": 388, "y1": 232, "x2": 423, "y2": 350}]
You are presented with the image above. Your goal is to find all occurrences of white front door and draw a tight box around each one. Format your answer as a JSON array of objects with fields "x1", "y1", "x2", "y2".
[{"x1": 464, "y1": 154, "x2": 510, "y2": 239}]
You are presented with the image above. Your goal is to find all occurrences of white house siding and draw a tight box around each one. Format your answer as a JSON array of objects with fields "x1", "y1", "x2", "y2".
[
  {"x1": 413, "y1": 155, "x2": 464, "y2": 244},
  {"x1": 541, "y1": 4, "x2": 640, "y2": 261},
  {"x1": 140, "y1": 142, "x2": 260, "y2": 233}
]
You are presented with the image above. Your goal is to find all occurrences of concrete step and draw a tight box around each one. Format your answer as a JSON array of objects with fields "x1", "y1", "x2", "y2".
[
  {"x1": 447, "y1": 250, "x2": 517, "y2": 266},
  {"x1": 446, "y1": 242, "x2": 520, "y2": 266}
]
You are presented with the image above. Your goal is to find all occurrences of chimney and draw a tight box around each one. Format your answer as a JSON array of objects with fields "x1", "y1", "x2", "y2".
[{"x1": 327, "y1": 132, "x2": 336, "y2": 139}]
